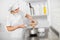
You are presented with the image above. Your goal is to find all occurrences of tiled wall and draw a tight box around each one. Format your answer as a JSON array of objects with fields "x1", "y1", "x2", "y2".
[{"x1": 50, "y1": 0, "x2": 60, "y2": 32}]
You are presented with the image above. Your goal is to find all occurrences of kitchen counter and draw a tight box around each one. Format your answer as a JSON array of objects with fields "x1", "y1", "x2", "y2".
[
  {"x1": 50, "y1": 26, "x2": 60, "y2": 40},
  {"x1": 24, "y1": 36, "x2": 49, "y2": 40},
  {"x1": 23, "y1": 28, "x2": 59, "y2": 40},
  {"x1": 24, "y1": 28, "x2": 49, "y2": 40},
  {"x1": 0, "y1": 28, "x2": 59, "y2": 40}
]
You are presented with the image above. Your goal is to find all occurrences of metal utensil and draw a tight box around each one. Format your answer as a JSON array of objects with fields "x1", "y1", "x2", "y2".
[
  {"x1": 30, "y1": 28, "x2": 38, "y2": 34},
  {"x1": 29, "y1": 21, "x2": 38, "y2": 34}
]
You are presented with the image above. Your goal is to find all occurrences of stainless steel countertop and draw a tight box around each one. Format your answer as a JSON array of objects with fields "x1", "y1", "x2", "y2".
[
  {"x1": 24, "y1": 28, "x2": 49, "y2": 40},
  {"x1": 24, "y1": 36, "x2": 49, "y2": 40},
  {"x1": 23, "y1": 28, "x2": 59, "y2": 40}
]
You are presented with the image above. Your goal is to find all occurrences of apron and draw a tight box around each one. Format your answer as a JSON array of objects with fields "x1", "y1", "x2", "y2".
[{"x1": 9, "y1": 13, "x2": 25, "y2": 40}]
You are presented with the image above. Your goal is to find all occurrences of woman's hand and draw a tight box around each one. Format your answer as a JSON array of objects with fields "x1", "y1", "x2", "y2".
[{"x1": 30, "y1": 20, "x2": 37, "y2": 28}]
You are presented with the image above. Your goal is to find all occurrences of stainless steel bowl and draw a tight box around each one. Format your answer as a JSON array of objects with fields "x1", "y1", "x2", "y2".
[{"x1": 29, "y1": 28, "x2": 38, "y2": 35}]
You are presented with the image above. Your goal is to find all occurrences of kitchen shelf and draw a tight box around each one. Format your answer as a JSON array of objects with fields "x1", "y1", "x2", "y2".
[{"x1": 32, "y1": 15, "x2": 47, "y2": 19}]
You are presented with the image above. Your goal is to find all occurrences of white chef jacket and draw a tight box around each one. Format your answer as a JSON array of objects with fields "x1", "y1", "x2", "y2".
[{"x1": 6, "y1": 11, "x2": 26, "y2": 39}]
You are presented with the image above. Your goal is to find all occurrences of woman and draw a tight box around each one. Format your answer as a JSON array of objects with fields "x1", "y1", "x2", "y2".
[{"x1": 6, "y1": 3, "x2": 36, "y2": 40}]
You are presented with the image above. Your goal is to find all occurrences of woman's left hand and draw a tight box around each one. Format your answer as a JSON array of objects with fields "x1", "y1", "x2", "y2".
[{"x1": 30, "y1": 20, "x2": 37, "y2": 28}]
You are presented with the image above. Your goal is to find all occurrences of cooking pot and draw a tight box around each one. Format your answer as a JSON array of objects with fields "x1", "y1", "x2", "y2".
[{"x1": 29, "y1": 28, "x2": 38, "y2": 34}]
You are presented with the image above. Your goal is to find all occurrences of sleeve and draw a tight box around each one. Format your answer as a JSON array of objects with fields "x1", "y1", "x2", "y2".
[
  {"x1": 20, "y1": 11, "x2": 26, "y2": 17},
  {"x1": 23, "y1": 12, "x2": 26, "y2": 17}
]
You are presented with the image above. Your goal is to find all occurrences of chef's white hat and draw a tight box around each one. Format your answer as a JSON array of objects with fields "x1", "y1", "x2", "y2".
[
  {"x1": 9, "y1": 3, "x2": 19, "y2": 11},
  {"x1": 12, "y1": 3, "x2": 19, "y2": 10}
]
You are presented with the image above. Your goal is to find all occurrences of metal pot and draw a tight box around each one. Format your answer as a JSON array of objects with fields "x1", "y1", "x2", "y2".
[
  {"x1": 37, "y1": 28, "x2": 45, "y2": 37},
  {"x1": 29, "y1": 28, "x2": 38, "y2": 34}
]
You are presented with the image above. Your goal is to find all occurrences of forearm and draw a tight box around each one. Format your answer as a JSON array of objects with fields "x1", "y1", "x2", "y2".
[
  {"x1": 6, "y1": 24, "x2": 25, "y2": 31},
  {"x1": 7, "y1": 26, "x2": 18, "y2": 31},
  {"x1": 25, "y1": 14, "x2": 33, "y2": 21}
]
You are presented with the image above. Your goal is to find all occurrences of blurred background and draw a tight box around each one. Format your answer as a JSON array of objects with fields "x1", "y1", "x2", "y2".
[{"x1": 0, "y1": 0, "x2": 60, "y2": 40}]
